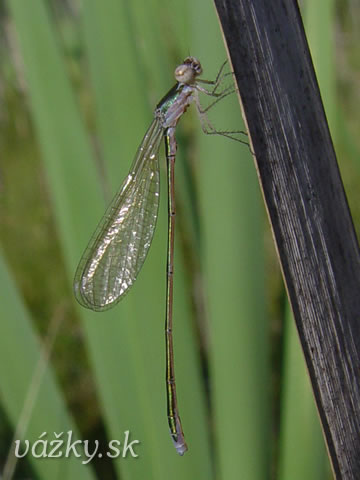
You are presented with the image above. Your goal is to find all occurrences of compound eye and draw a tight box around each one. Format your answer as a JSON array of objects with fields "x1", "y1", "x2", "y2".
[
  {"x1": 174, "y1": 64, "x2": 194, "y2": 83},
  {"x1": 193, "y1": 60, "x2": 202, "y2": 75},
  {"x1": 175, "y1": 57, "x2": 203, "y2": 83}
]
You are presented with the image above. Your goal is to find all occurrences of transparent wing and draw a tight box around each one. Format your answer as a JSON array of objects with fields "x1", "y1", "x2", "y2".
[{"x1": 74, "y1": 118, "x2": 164, "y2": 311}]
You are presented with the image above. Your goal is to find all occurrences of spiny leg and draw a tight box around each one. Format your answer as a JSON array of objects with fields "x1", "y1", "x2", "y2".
[
  {"x1": 197, "y1": 59, "x2": 239, "y2": 96},
  {"x1": 200, "y1": 120, "x2": 249, "y2": 145},
  {"x1": 193, "y1": 89, "x2": 248, "y2": 145},
  {"x1": 196, "y1": 84, "x2": 241, "y2": 115},
  {"x1": 197, "y1": 59, "x2": 229, "y2": 95}
]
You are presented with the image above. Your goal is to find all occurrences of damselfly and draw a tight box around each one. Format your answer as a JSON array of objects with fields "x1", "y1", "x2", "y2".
[{"x1": 74, "y1": 56, "x2": 246, "y2": 455}]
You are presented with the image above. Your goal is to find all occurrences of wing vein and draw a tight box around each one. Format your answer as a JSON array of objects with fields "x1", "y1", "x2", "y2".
[{"x1": 74, "y1": 118, "x2": 164, "y2": 311}]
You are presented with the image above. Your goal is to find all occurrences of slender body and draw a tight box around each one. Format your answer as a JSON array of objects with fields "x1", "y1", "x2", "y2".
[
  {"x1": 164, "y1": 128, "x2": 186, "y2": 454},
  {"x1": 74, "y1": 57, "x2": 237, "y2": 455}
]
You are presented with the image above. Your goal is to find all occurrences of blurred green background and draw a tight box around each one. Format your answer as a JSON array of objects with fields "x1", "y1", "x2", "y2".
[{"x1": 0, "y1": 0, "x2": 359, "y2": 479}]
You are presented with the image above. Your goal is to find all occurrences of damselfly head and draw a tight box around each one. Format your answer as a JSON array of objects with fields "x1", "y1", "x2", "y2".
[{"x1": 175, "y1": 56, "x2": 202, "y2": 84}]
